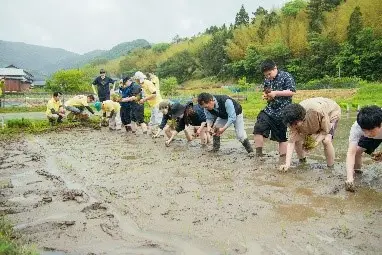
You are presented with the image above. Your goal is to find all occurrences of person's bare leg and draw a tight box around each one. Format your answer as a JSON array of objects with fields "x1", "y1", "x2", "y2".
[
  {"x1": 205, "y1": 127, "x2": 212, "y2": 144},
  {"x1": 278, "y1": 142, "x2": 287, "y2": 156},
  {"x1": 323, "y1": 134, "x2": 335, "y2": 167},
  {"x1": 295, "y1": 140, "x2": 306, "y2": 160},
  {"x1": 254, "y1": 134, "x2": 264, "y2": 148},
  {"x1": 131, "y1": 122, "x2": 137, "y2": 132},
  {"x1": 254, "y1": 134, "x2": 265, "y2": 156},
  {"x1": 199, "y1": 127, "x2": 207, "y2": 145},
  {"x1": 164, "y1": 126, "x2": 172, "y2": 139},
  {"x1": 184, "y1": 128, "x2": 193, "y2": 142},
  {"x1": 140, "y1": 122, "x2": 147, "y2": 133}
]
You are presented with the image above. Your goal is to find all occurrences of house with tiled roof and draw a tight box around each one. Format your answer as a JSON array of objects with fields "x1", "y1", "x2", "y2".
[{"x1": 0, "y1": 65, "x2": 34, "y2": 92}]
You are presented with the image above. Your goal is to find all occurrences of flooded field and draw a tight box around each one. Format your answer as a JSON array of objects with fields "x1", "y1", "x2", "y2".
[{"x1": 0, "y1": 113, "x2": 381, "y2": 254}]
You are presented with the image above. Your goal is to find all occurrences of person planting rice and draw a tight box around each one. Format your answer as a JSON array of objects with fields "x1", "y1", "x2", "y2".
[
  {"x1": 345, "y1": 106, "x2": 382, "y2": 192},
  {"x1": 46, "y1": 92, "x2": 65, "y2": 125},
  {"x1": 119, "y1": 77, "x2": 147, "y2": 134},
  {"x1": 197, "y1": 92, "x2": 253, "y2": 154},
  {"x1": 101, "y1": 98, "x2": 121, "y2": 131},
  {"x1": 153, "y1": 101, "x2": 211, "y2": 147},
  {"x1": 134, "y1": 71, "x2": 163, "y2": 133},
  {"x1": 64, "y1": 95, "x2": 95, "y2": 121},
  {"x1": 280, "y1": 97, "x2": 341, "y2": 172}
]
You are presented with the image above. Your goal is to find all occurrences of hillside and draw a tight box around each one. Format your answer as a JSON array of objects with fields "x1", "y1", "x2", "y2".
[{"x1": 0, "y1": 39, "x2": 150, "y2": 79}]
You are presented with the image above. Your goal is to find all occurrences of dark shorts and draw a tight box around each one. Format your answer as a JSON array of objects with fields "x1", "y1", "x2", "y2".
[
  {"x1": 253, "y1": 111, "x2": 287, "y2": 142},
  {"x1": 358, "y1": 136, "x2": 382, "y2": 154}
]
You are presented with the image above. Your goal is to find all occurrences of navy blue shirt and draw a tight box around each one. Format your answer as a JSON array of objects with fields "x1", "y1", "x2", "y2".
[
  {"x1": 177, "y1": 104, "x2": 206, "y2": 132},
  {"x1": 92, "y1": 76, "x2": 115, "y2": 100},
  {"x1": 119, "y1": 82, "x2": 142, "y2": 106},
  {"x1": 263, "y1": 70, "x2": 296, "y2": 119}
]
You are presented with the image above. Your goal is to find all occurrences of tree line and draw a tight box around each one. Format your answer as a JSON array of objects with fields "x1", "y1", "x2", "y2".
[{"x1": 47, "y1": 0, "x2": 382, "y2": 92}]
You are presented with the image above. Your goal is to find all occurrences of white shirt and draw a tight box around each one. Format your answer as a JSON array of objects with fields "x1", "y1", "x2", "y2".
[{"x1": 349, "y1": 121, "x2": 382, "y2": 144}]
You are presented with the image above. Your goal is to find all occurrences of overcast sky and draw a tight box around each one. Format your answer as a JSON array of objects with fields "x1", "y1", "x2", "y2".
[{"x1": 0, "y1": 0, "x2": 287, "y2": 54}]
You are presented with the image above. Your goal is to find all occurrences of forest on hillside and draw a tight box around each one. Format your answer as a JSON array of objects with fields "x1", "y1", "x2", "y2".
[
  {"x1": 113, "y1": 0, "x2": 382, "y2": 84},
  {"x1": 46, "y1": 0, "x2": 382, "y2": 93}
]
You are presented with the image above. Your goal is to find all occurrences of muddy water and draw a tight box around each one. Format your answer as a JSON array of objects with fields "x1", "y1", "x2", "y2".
[{"x1": 0, "y1": 114, "x2": 381, "y2": 255}]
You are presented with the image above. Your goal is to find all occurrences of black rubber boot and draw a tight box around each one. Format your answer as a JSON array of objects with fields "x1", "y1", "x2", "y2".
[
  {"x1": 241, "y1": 138, "x2": 253, "y2": 153},
  {"x1": 210, "y1": 136, "x2": 220, "y2": 152}
]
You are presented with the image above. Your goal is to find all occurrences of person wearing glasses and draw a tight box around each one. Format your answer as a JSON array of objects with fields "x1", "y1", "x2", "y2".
[
  {"x1": 253, "y1": 59, "x2": 296, "y2": 161},
  {"x1": 92, "y1": 69, "x2": 115, "y2": 102}
]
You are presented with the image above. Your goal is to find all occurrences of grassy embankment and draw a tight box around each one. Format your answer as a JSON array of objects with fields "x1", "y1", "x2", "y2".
[
  {"x1": 176, "y1": 81, "x2": 382, "y2": 119},
  {"x1": 0, "y1": 117, "x2": 102, "y2": 140},
  {"x1": 1, "y1": 81, "x2": 381, "y2": 120}
]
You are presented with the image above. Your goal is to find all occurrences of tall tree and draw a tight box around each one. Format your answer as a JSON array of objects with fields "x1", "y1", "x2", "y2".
[
  {"x1": 235, "y1": 4, "x2": 249, "y2": 27},
  {"x1": 251, "y1": 6, "x2": 268, "y2": 24},
  {"x1": 199, "y1": 30, "x2": 233, "y2": 77},
  {"x1": 281, "y1": 0, "x2": 307, "y2": 47},
  {"x1": 347, "y1": 6, "x2": 363, "y2": 45},
  {"x1": 306, "y1": 0, "x2": 343, "y2": 34}
]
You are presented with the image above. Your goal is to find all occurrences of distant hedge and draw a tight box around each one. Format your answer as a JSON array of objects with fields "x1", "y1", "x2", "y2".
[{"x1": 298, "y1": 77, "x2": 366, "y2": 90}]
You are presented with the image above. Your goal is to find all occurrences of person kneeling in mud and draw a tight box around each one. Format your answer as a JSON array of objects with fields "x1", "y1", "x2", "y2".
[
  {"x1": 46, "y1": 92, "x2": 65, "y2": 125},
  {"x1": 197, "y1": 92, "x2": 253, "y2": 153},
  {"x1": 280, "y1": 97, "x2": 341, "y2": 172},
  {"x1": 154, "y1": 101, "x2": 211, "y2": 146},
  {"x1": 345, "y1": 106, "x2": 382, "y2": 192},
  {"x1": 101, "y1": 97, "x2": 121, "y2": 130},
  {"x1": 64, "y1": 95, "x2": 95, "y2": 121},
  {"x1": 119, "y1": 76, "x2": 147, "y2": 134}
]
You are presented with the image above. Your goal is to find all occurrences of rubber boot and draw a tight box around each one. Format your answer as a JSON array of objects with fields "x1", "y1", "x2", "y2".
[
  {"x1": 210, "y1": 136, "x2": 220, "y2": 152},
  {"x1": 241, "y1": 138, "x2": 253, "y2": 153}
]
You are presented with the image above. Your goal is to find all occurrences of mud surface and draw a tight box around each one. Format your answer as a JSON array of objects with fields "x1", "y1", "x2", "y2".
[{"x1": 0, "y1": 115, "x2": 381, "y2": 255}]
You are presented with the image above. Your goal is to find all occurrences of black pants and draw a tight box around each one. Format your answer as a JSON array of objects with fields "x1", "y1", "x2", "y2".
[
  {"x1": 131, "y1": 103, "x2": 144, "y2": 124},
  {"x1": 98, "y1": 94, "x2": 110, "y2": 103},
  {"x1": 120, "y1": 103, "x2": 131, "y2": 126}
]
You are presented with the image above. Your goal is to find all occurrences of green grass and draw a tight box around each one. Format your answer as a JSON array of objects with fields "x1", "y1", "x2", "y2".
[
  {"x1": 0, "y1": 106, "x2": 45, "y2": 113},
  {"x1": 350, "y1": 82, "x2": 382, "y2": 107},
  {"x1": 0, "y1": 117, "x2": 102, "y2": 140},
  {"x1": 0, "y1": 217, "x2": 38, "y2": 255},
  {"x1": 175, "y1": 81, "x2": 382, "y2": 118}
]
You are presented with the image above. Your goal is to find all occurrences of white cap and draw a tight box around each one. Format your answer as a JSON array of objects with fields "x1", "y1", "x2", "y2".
[{"x1": 134, "y1": 71, "x2": 147, "y2": 83}]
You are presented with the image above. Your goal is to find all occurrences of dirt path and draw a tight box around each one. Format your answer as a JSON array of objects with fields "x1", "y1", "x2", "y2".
[{"x1": 0, "y1": 127, "x2": 381, "y2": 254}]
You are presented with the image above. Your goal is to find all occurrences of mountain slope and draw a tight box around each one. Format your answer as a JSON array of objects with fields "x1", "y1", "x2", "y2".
[{"x1": 0, "y1": 39, "x2": 150, "y2": 79}]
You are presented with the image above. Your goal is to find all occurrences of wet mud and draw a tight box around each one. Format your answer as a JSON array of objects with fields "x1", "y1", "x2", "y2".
[{"x1": 0, "y1": 119, "x2": 381, "y2": 254}]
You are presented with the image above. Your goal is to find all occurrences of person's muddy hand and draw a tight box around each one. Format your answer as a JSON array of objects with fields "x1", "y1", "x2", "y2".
[
  {"x1": 262, "y1": 92, "x2": 270, "y2": 101},
  {"x1": 139, "y1": 98, "x2": 146, "y2": 104},
  {"x1": 215, "y1": 128, "x2": 225, "y2": 136},
  {"x1": 152, "y1": 130, "x2": 162, "y2": 138},
  {"x1": 345, "y1": 180, "x2": 355, "y2": 192},
  {"x1": 165, "y1": 139, "x2": 172, "y2": 147},
  {"x1": 371, "y1": 151, "x2": 382, "y2": 161},
  {"x1": 267, "y1": 91, "x2": 278, "y2": 99},
  {"x1": 279, "y1": 164, "x2": 289, "y2": 173}
]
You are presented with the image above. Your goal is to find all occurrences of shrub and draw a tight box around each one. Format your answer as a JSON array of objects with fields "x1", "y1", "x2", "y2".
[
  {"x1": 299, "y1": 77, "x2": 365, "y2": 90},
  {"x1": 161, "y1": 77, "x2": 179, "y2": 97}
]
